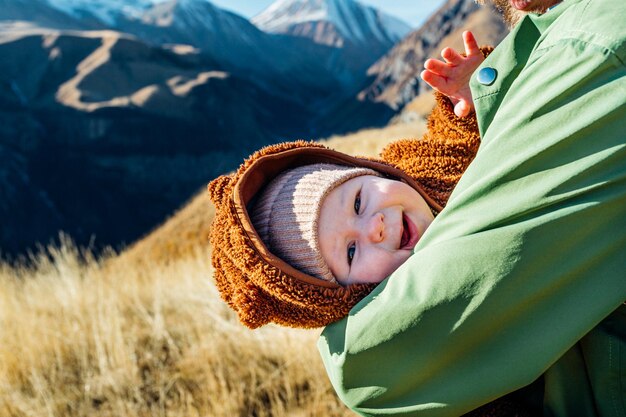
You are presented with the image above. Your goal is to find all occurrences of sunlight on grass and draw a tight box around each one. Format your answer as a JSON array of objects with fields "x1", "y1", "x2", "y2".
[{"x1": 0, "y1": 236, "x2": 355, "y2": 417}]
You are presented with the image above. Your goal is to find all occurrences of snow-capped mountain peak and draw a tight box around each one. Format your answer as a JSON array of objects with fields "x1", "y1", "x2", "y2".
[{"x1": 252, "y1": 0, "x2": 411, "y2": 45}]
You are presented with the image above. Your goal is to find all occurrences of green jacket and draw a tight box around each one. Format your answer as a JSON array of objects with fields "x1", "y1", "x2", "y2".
[{"x1": 318, "y1": 0, "x2": 626, "y2": 416}]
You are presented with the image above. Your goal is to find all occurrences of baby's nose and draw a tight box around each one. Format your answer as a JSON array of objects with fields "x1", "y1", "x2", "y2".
[{"x1": 365, "y1": 213, "x2": 385, "y2": 243}]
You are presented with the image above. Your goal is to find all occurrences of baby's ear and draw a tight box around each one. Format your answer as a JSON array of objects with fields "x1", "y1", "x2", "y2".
[{"x1": 207, "y1": 174, "x2": 233, "y2": 206}]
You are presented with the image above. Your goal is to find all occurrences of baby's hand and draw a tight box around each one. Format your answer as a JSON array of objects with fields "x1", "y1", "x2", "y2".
[{"x1": 420, "y1": 31, "x2": 484, "y2": 118}]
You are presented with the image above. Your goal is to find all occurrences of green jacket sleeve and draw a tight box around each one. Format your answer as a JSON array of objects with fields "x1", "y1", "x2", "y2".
[{"x1": 318, "y1": 1, "x2": 626, "y2": 416}]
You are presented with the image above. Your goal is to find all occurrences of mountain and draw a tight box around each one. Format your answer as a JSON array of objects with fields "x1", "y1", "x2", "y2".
[
  {"x1": 252, "y1": 0, "x2": 411, "y2": 82},
  {"x1": 0, "y1": 0, "x2": 508, "y2": 257},
  {"x1": 1, "y1": 0, "x2": 396, "y2": 93},
  {"x1": 0, "y1": 28, "x2": 316, "y2": 257},
  {"x1": 252, "y1": 0, "x2": 410, "y2": 48},
  {"x1": 2, "y1": 0, "x2": 411, "y2": 87},
  {"x1": 358, "y1": 0, "x2": 508, "y2": 111},
  {"x1": 115, "y1": 0, "x2": 345, "y2": 97},
  {"x1": 1, "y1": 0, "x2": 410, "y2": 107}
]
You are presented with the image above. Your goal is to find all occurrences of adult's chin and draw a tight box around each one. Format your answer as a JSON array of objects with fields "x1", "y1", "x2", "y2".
[
  {"x1": 511, "y1": 0, "x2": 559, "y2": 12},
  {"x1": 482, "y1": 0, "x2": 527, "y2": 28},
  {"x1": 510, "y1": 0, "x2": 533, "y2": 11}
]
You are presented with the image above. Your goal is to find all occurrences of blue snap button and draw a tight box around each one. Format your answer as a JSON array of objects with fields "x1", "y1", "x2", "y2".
[{"x1": 477, "y1": 67, "x2": 497, "y2": 86}]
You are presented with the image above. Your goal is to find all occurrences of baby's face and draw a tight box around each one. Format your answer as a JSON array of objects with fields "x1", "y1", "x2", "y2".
[{"x1": 318, "y1": 175, "x2": 434, "y2": 286}]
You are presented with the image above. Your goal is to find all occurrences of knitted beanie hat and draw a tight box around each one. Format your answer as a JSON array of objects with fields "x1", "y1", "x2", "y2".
[{"x1": 250, "y1": 163, "x2": 379, "y2": 283}]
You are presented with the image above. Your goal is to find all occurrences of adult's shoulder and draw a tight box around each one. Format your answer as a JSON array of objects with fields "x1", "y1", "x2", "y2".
[{"x1": 548, "y1": 0, "x2": 626, "y2": 60}]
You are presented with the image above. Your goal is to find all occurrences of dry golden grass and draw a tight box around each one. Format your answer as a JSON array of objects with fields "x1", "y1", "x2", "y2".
[
  {"x1": 321, "y1": 119, "x2": 427, "y2": 157},
  {"x1": 0, "y1": 237, "x2": 355, "y2": 417},
  {"x1": 396, "y1": 93, "x2": 437, "y2": 122},
  {"x1": 121, "y1": 191, "x2": 215, "y2": 266},
  {"x1": 0, "y1": 120, "x2": 427, "y2": 417}
]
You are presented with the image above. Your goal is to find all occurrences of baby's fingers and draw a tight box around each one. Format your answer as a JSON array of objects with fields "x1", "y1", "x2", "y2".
[
  {"x1": 441, "y1": 47, "x2": 464, "y2": 65},
  {"x1": 462, "y1": 31, "x2": 481, "y2": 57},
  {"x1": 454, "y1": 99, "x2": 472, "y2": 118},
  {"x1": 420, "y1": 69, "x2": 448, "y2": 92},
  {"x1": 424, "y1": 58, "x2": 452, "y2": 76}
]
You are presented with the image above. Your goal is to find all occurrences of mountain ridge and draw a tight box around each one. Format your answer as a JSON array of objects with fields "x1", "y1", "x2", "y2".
[
  {"x1": 252, "y1": 0, "x2": 411, "y2": 46},
  {"x1": 0, "y1": 28, "x2": 317, "y2": 256},
  {"x1": 0, "y1": 0, "x2": 508, "y2": 257}
]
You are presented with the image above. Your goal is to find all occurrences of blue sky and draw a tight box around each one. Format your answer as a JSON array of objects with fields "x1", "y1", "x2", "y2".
[{"x1": 210, "y1": 0, "x2": 447, "y2": 28}]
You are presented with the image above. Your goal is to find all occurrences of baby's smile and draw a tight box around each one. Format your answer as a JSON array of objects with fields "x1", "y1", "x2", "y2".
[{"x1": 318, "y1": 175, "x2": 434, "y2": 285}]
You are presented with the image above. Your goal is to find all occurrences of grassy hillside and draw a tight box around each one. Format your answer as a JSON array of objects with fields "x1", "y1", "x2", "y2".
[
  {"x1": 0, "y1": 120, "x2": 426, "y2": 417},
  {"x1": 0, "y1": 239, "x2": 352, "y2": 417}
]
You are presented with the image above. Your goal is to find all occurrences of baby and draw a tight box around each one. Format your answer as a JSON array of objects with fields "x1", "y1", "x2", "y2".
[{"x1": 208, "y1": 32, "x2": 486, "y2": 329}]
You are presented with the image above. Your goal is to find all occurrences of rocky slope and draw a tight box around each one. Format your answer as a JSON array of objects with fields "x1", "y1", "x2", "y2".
[
  {"x1": 252, "y1": 0, "x2": 411, "y2": 86},
  {"x1": 0, "y1": 28, "x2": 314, "y2": 256},
  {"x1": 359, "y1": 0, "x2": 508, "y2": 111},
  {"x1": 1, "y1": 0, "x2": 401, "y2": 97},
  {"x1": 115, "y1": 0, "x2": 338, "y2": 93},
  {"x1": 313, "y1": 0, "x2": 507, "y2": 134}
]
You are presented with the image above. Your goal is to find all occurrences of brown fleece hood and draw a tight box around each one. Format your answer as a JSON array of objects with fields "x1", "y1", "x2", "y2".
[
  {"x1": 208, "y1": 141, "x2": 446, "y2": 329},
  {"x1": 207, "y1": 92, "x2": 481, "y2": 329}
]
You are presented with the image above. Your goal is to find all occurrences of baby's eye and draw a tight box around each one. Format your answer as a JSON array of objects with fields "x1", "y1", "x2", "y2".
[
  {"x1": 354, "y1": 192, "x2": 361, "y2": 214},
  {"x1": 347, "y1": 243, "x2": 356, "y2": 265}
]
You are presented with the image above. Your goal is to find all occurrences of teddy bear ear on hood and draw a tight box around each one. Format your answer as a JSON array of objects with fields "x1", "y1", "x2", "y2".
[
  {"x1": 207, "y1": 174, "x2": 233, "y2": 207},
  {"x1": 211, "y1": 252, "x2": 275, "y2": 329}
]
